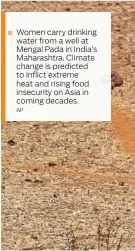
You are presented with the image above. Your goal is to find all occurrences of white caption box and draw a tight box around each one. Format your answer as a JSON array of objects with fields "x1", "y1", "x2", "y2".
[{"x1": 6, "y1": 12, "x2": 111, "y2": 121}]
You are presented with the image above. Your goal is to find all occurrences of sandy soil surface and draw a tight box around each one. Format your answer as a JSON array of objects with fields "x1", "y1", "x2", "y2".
[{"x1": 1, "y1": 1, "x2": 135, "y2": 250}]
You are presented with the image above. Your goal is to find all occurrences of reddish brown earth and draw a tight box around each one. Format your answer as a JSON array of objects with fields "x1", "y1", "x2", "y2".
[
  {"x1": 1, "y1": 1, "x2": 135, "y2": 250},
  {"x1": 112, "y1": 108, "x2": 135, "y2": 159}
]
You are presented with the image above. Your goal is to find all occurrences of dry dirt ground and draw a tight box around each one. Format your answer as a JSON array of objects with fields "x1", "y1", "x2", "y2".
[{"x1": 1, "y1": 1, "x2": 135, "y2": 250}]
